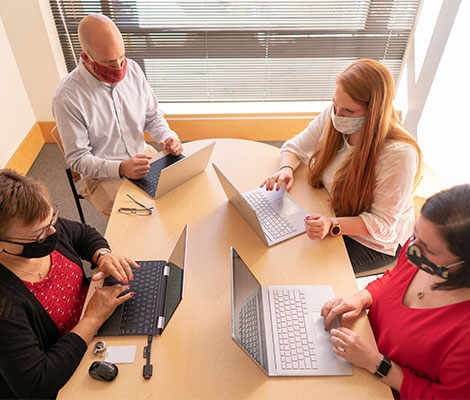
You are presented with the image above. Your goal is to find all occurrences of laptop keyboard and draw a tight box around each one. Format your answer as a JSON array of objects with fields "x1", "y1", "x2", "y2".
[
  {"x1": 273, "y1": 289, "x2": 318, "y2": 371},
  {"x1": 129, "y1": 153, "x2": 185, "y2": 197},
  {"x1": 119, "y1": 260, "x2": 166, "y2": 335},
  {"x1": 239, "y1": 295, "x2": 261, "y2": 365},
  {"x1": 244, "y1": 191, "x2": 295, "y2": 240}
]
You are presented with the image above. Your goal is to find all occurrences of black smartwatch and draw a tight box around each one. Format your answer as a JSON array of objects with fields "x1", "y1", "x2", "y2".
[{"x1": 374, "y1": 355, "x2": 392, "y2": 378}]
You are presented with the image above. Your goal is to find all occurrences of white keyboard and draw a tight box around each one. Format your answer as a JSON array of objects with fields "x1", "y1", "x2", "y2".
[
  {"x1": 273, "y1": 289, "x2": 318, "y2": 370},
  {"x1": 244, "y1": 191, "x2": 295, "y2": 239}
]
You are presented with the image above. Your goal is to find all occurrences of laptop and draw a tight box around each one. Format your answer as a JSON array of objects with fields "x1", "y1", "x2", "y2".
[
  {"x1": 212, "y1": 163, "x2": 308, "y2": 246},
  {"x1": 128, "y1": 141, "x2": 215, "y2": 199},
  {"x1": 97, "y1": 225, "x2": 188, "y2": 337},
  {"x1": 230, "y1": 247, "x2": 352, "y2": 376}
]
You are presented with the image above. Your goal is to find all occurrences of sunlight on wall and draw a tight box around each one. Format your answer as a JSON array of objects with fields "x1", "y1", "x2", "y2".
[
  {"x1": 396, "y1": 0, "x2": 470, "y2": 187},
  {"x1": 417, "y1": 1, "x2": 470, "y2": 187}
]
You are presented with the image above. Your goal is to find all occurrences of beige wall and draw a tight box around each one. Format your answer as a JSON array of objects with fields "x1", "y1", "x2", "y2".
[
  {"x1": 0, "y1": 0, "x2": 67, "y2": 167},
  {"x1": 0, "y1": 15, "x2": 36, "y2": 168}
]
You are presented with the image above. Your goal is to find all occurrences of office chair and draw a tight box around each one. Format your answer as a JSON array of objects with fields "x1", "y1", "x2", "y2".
[
  {"x1": 50, "y1": 126, "x2": 86, "y2": 224},
  {"x1": 355, "y1": 160, "x2": 445, "y2": 279}
]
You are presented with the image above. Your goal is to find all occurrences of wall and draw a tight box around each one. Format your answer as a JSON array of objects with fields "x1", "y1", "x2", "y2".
[
  {"x1": 0, "y1": 0, "x2": 68, "y2": 170},
  {"x1": 0, "y1": 15, "x2": 37, "y2": 168},
  {"x1": 396, "y1": 0, "x2": 469, "y2": 187},
  {"x1": 0, "y1": 0, "x2": 67, "y2": 121}
]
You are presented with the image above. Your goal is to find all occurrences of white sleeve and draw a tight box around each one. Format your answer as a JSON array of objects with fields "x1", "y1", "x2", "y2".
[
  {"x1": 359, "y1": 143, "x2": 419, "y2": 243},
  {"x1": 52, "y1": 96, "x2": 122, "y2": 179},
  {"x1": 280, "y1": 106, "x2": 332, "y2": 164}
]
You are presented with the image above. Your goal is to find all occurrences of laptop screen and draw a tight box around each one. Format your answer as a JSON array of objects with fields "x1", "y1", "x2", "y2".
[
  {"x1": 231, "y1": 248, "x2": 261, "y2": 312},
  {"x1": 162, "y1": 226, "x2": 187, "y2": 331},
  {"x1": 230, "y1": 248, "x2": 267, "y2": 372}
]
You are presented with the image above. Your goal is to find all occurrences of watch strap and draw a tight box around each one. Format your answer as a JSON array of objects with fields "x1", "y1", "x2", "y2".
[{"x1": 96, "y1": 249, "x2": 111, "y2": 263}]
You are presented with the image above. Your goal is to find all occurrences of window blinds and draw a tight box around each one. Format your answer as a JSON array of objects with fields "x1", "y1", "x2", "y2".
[{"x1": 50, "y1": 0, "x2": 421, "y2": 102}]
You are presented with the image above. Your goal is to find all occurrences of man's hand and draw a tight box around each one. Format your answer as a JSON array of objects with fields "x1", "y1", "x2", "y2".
[
  {"x1": 160, "y1": 137, "x2": 183, "y2": 156},
  {"x1": 119, "y1": 154, "x2": 152, "y2": 179}
]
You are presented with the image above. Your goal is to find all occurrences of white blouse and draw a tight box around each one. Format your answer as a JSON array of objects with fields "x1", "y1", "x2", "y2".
[{"x1": 281, "y1": 105, "x2": 419, "y2": 256}]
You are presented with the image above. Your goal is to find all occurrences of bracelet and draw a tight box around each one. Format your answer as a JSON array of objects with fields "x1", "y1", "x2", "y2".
[{"x1": 279, "y1": 165, "x2": 294, "y2": 174}]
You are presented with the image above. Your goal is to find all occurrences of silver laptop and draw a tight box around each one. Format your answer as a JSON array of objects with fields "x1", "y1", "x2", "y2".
[
  {"x1": 129, "y1": 142, "x2": 215, "y2": 199},
  {"x1": 213, "y1": 163, "x2": 308, "y2": 246},
  {"x1": 230, "y1": 247, "x2": 353, "y2": 376}
]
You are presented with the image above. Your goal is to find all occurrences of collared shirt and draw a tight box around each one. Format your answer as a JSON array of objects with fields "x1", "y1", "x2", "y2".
[
  {"x1": 52, "y1": 59, "x2": 178, "y2": 179},
  {"x1": 281, "y1": 105, "x2": 419, "y2": 256}
]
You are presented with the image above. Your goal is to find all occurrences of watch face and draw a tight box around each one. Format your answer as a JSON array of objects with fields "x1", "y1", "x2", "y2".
[{"x1": 332, "y1": 226, "x2": 341, "y2": 235}]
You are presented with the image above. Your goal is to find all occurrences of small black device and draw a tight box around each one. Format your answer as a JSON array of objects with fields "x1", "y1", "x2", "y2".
[
  {"x1": 143, "y1": 335, "x2": 153, "y2": 379},
  {"x1": 374, "y1": 355, "x2": 392, "y2": 378},
  {"x1": 88, "y1": 361, "x2": 119, "y2": 382}
]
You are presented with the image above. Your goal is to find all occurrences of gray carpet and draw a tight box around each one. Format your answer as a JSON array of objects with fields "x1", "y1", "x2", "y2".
[{"x1": 26, "y1": 141, "x2": 283, "y2": 236}]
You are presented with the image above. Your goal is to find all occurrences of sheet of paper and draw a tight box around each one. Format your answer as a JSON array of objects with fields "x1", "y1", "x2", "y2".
[{"x1": 104, "y1": 346, "x2": 136, "y2": 364}]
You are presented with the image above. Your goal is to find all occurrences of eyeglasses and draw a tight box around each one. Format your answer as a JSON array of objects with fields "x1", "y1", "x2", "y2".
[
  {"x1": 0, "y1": 204, "x2": 60, "y2": 244},
  {"x1": 118, "y1": 194, "x2": 153, "y2": 216}
]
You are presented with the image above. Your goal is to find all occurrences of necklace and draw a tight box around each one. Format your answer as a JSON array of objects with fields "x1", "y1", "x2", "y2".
[
  {"x1": 11, "y1": 260, "x2": 47, "y2": 280},
  {"x1": 417, "y1": 273, "x2": 434, "y2": 299},
  {"x1": 13, "y1": 266, "x2": 44, "y2": 279}
]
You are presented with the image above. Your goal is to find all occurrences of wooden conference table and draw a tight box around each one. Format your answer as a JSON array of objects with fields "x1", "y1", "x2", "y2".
[{"x1": 59, "y1": 139, "x2": 392, "y2": 399}]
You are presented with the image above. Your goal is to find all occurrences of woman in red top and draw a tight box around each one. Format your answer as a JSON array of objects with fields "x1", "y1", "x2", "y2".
[{"x1": 321, "y1": 184, "x2": 470, "y2": 399}]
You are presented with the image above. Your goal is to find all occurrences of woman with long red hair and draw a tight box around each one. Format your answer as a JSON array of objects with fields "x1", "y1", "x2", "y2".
[{"x1": 261, "y1": 59, "x2": 422, "y2": 274}]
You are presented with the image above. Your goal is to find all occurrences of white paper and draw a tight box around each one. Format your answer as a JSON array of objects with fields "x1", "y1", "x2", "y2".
[{"x1": 104, "y1": 346, "x2": 136, "y2": 364}]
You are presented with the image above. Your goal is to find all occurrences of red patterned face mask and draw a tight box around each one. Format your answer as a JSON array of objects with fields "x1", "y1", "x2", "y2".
[{"x1": 81, "y1": 52, "x2": 127, "y2": 84}]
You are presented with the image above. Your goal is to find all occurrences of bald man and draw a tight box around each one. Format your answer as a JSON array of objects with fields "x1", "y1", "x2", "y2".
[{"x1": 52, "y1": 14, "x2": 183, "y2": 220}]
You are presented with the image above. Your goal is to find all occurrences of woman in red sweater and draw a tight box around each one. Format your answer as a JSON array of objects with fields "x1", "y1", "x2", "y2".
[{"x1": 321, "y1": 184, "x2": 470, "y2": 399}]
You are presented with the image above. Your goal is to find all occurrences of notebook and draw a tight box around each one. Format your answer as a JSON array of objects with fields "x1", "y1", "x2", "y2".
[
  {"x1": 213, "y1": 163, "x2": 308, "y2": 246},
  {"x1": 97, "y1": 225, "x2": 188, "y2": 337},
  {"x1": 230, "y1": 247, "x2": 353, "y2": 376},
  {"x1": 128, "y1": 142, "x2": 215, "y2": 199}
]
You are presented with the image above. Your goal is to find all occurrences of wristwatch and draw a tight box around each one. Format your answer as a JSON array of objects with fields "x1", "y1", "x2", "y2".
[
  {"x1": 374, "y1": 355, "x2": 392, "y2": 378},
  {"x1": 329, "y1": 218, "x2": 342, "y2": 237},
  {"x1": 96, "y1": 249, "x2": 111, "y2": 263}
]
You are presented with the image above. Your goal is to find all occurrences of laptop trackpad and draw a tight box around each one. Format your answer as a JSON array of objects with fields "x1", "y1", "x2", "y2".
[
  {"x1": 312, "y1": 312, "x2": 352, "y2": 374},
  {"x1": 312, "y1": 312, "x2": 335, "y2": 344},
  {"x1": 271, "y1": 196, "x2": 300, "y2": 217}
]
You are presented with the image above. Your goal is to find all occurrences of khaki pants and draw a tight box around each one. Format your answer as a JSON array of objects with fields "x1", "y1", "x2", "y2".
[{"x1": 80, "y1": 146, "x2": 158, "y2": 221}]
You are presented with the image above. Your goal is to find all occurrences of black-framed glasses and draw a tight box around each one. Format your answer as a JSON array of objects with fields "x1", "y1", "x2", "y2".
[
  {"x1": 0, "y1": 204, "x2": 60, "y2": 245},
  {"x1": 118, "y1": 194, "x2": 153, "y2": 216}
]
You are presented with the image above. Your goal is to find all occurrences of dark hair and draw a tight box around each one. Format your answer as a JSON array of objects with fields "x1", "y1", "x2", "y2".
[
  {"x1": 421, "y1": 184, "x2": 470, "y2": 290},
  {"x1": 0, "y1": 169, "x2": 51, "y2": 238}
]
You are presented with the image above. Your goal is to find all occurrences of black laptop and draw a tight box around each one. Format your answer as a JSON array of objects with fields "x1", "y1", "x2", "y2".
[
  {"x1": 97, "y1": 226, "x2": 188, "y2": 336},
  {"x1": 127, "y1": 142, "x2": 215, "y2": 199},
  {"x1": 128, "y1": 153, "x2": 185, "y2": 198}
]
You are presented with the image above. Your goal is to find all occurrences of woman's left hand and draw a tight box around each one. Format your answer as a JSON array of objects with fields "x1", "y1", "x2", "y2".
[
  {"x1": 304, "y1": 214, "x2": 332, "y2": 240},
  {"x1": 92, "y1": 253, "x2": 140, "y2": 283},
  {"x1": 330, "y1": 327, "x2": 381, "y2": 373}
]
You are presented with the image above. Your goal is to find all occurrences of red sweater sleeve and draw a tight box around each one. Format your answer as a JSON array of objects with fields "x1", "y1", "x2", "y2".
[{"x1": 400, "y1": 342, "x2": 470, "y2": 399}]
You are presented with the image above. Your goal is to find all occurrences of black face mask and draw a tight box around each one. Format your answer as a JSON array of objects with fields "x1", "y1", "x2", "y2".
[
  {"x1": 1, "y1": 232, "x2": 58, "y2": 259},
  {"x1": 406, "y1": 236, "x2": 464, "y2": 279}
]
